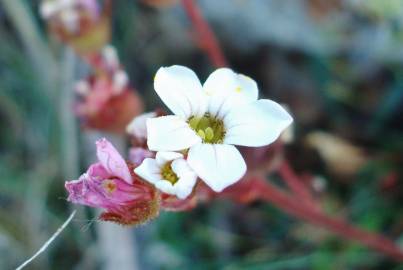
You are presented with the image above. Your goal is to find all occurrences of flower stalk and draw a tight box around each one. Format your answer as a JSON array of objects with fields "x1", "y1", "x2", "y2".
[
  {"x1": 181, "y1": 0, "x2": 228, "y2": 67},
  {"x1": 254, "y1": 176, "x2": 403, "y2": 261},
  {"x1": 278, "y1": 160, "x2": 321, "y2": 212}
]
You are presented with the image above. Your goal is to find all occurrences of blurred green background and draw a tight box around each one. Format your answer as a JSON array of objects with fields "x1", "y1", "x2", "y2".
[{"x1": 1, "y1": 0, "x2": 403, "y2": 269}]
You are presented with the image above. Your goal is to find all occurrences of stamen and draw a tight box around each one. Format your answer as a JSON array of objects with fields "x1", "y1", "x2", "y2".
[
  {"x1": 197, "y1": 130, "x2": 206, "y2": 140},
  {"x1": 205, "y1": 127, "x2": 214, "y2": 141},
  {"x1": 188, "y1": 114, "x2": 225, "y2": 144},
  {"x1": 189, "y1": 117, "x2": 200, "y2": 129}
]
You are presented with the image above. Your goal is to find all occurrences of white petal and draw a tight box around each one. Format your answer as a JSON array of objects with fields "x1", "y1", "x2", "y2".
[
  {"x1": 126, "y1": 112, "x2": 157, "y2": 139},
  {"x1": 203, "y1": 68, "x2": 258, "y2": 118},
  {"x1": 156, "y1": 173, "x2": 197, "y2": 199},
  {"x1": 224, "y1": 99, "x2": 293, "y2": 147},
  {"x1": 171, "y1": 158, "x2": 193, "y2": 177},
  {"x1": 134, "y1": 158, "x2": 162, "y2": 184},
  {"x1": 155, "y1": 180, "x2": 175, "y2": 195},
  {"x1": 187, "y1": 144, "x2": 246, "y2": 192},
  {"x1": 154, "y1": 65, "x2": 207, "y2": 118},
  {"x1": 174, "y1": 174, "x2": 198, "y2": 199},
  {"x1": 171, "y1": 159, "x2": 198, "y2": 199},
  {"x1": 147, "y1": 116, "x2": 201, "y2": 151},
  {"x1": 155, "y1": 151, "x2": 183, "y2": 167}
]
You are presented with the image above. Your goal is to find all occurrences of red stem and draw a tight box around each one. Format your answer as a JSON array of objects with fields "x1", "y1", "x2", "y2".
[
  {"x1": 254, "y1": 178, "x2": 403, "y2": 261},
  {"x1": 181, "y1": 0, "x2": 228, "y2": 67},
  {"x1": 278, "y1": 160, "x2": 321, "y2": 212}
]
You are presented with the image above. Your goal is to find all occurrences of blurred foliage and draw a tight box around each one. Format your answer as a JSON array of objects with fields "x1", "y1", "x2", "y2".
[{"x1": 1, "y1": 0, "x2": 403, "y2": 269}]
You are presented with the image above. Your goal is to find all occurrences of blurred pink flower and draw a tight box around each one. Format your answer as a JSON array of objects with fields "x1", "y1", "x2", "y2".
[
  {"x1": 74, "y1": 46, "x2": 143, "y2": 133},
  {"x1": 41, "y1": 0, "x2": 100, "y2": 22},
  {"x1": 74, "y1": 72, "x2": 143, "y2": 133},
  {"x1": 40, "y1": 0, "x2": 111, "y2": 55},
  {"x1": 84, "y1": 45, "x2": 120, "y2": 73},
  {"x1": 65, "y1": 138, "x2": 159, "y2": 226}
]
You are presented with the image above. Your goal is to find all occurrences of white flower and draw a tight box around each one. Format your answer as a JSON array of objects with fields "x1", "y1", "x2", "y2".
[
  {"x1": 134, "y1": 152, "x2": 197, "y2": 199},
  {"x1": 126, "y1": 112, "x2": 157, "y2": 140},
  {"x1": 147, "y1": 65, "x2": 293, "y2": 192}
]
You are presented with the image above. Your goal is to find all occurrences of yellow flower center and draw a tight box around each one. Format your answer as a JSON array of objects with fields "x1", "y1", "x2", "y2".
[
  {"x1": 188, "y1": 113, "x2": 226, "y2": 144},
  {"x1": 161, "y1": 162, "x2": 179, "y2": 184}
]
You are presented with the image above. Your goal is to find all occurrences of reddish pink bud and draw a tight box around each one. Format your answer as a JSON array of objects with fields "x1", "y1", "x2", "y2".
[
  {"x1": 75, "y1": 73, "x2": 143, "y2": 134},
  {"x1": 65, "y1": 139, "x2": 160, "y2": 226}
]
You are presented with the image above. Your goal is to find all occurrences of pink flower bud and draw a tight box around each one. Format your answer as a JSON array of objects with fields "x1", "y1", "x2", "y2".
[
  {"x1": 65, "y1": 139, "x2": 160, "y2": 226},
  {"x1": 75, "y1": 73, "x2": 143, "y2": 134}
]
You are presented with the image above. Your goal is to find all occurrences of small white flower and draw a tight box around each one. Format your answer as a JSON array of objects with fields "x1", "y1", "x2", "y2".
[
  {"x1": 126, "y1": 112, "x2": 157, "y2": 139},
  {"x1": 147, "y1": 65, "x2": 293, "y2": 192},
  {"x1": 134, "y1": 152, "x2": 197, "y2": 199}
]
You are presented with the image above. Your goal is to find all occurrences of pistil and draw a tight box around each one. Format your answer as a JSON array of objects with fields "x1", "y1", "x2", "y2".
[{"x1": 161, "y1": 162, "x2": 179, "y2": 184}]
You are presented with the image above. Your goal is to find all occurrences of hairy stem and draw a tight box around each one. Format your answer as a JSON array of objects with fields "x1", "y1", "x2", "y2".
[{"x1": 278, "y1": 160, "x2": 321, "y2": 212}]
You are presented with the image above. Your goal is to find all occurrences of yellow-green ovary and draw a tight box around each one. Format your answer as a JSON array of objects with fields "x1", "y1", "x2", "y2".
[{"x1": 188, "y1": 114, "x2": 225, "y2": 144}]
